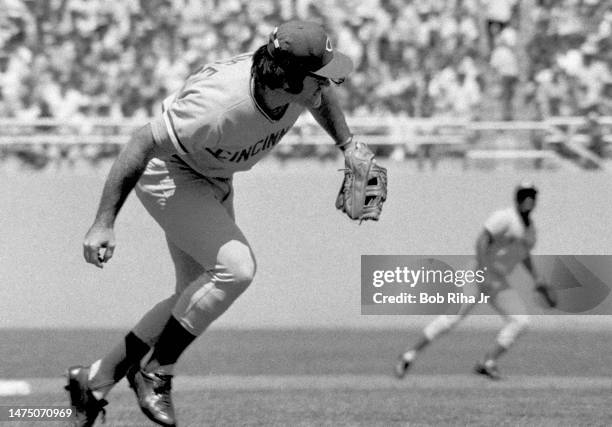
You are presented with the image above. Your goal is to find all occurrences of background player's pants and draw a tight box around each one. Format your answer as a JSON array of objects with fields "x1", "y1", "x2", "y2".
[
  {"x1": 132, "y1": 157, "x2": 256, "y2": 343},
  {"x1": 423, "y1": 275, "x2": 529, "y2": 349}
]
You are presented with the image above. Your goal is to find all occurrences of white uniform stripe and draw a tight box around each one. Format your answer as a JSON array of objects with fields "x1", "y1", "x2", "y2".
[{"x1": 162, "y1": 110, "x2": 187, "y2": 155}]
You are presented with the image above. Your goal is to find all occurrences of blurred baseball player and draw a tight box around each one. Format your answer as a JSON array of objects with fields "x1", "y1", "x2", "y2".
[
  {"x1": 65, "y1": 21, "x2": 360, "y2": 427},
  {"x1": 395, "y1": 183, "x2": 550, "y2": 380}
]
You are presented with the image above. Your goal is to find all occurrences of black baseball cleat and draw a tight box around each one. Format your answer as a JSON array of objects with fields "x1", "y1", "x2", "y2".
[
  {"x1": 394, "y1": 356, "x2": 412, "y2": 379},
  {"x1": 474, "y1": 361, "x2": 502, "y2": 380},
  {"x1": 64, "y1": 365, "x2": 108, "y2": 427},
  {"x1": 127, "y1": 366, "x2": 176, "y2": 427}
]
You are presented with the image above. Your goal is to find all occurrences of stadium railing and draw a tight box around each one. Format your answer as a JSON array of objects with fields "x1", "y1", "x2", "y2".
[{"x1": 0, "y1": 116, "x2": 610, "y2": 169}]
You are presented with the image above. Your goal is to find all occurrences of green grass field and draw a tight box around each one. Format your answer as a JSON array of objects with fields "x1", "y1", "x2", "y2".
[
  {"x1": 3, "y1": 165, "x2": 612, "y2": 330},
  {"x1": 2, "y1": 328, "x2": 612, "y2": 426},
  {"x1": 3, "y1": 161, "x2": 612, "y2": 425}
]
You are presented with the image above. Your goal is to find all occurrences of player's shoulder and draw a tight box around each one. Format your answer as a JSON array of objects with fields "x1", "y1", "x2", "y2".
[
  {"x1": 489, "y1": 207, "x2": 514, "y2": 220},
  {"x1": 212, "y1": 53, "x2": 254, "y2": 70},
  {"x1": 484, "y1": 207, "x2": 514, "y2": 228},
  {"x1": 189, "y1": 53, "x2": 253, "y2": 87},
  {"x1": 179, "y1": 53, "x2": 254, "y2": 112}
]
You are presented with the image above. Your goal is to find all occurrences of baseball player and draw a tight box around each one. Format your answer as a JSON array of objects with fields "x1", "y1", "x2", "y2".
[
  {"x1": 66, "y1": 21, "x2": 359, "y2": 427},
  {"x1": 395, "y1": 183, "x2": 550, "y2": 380}
]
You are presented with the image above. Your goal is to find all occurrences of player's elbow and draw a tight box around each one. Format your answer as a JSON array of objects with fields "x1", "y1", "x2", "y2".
[
  {"x1": 476, "y1": 230, "x2": 492, "y2": 251},
  {"x1": 480, "y1": 229, "x2": 493, "y2": 245},
  {"x1": 129, "y1": 123, "x2": 171, "y2": 161}
]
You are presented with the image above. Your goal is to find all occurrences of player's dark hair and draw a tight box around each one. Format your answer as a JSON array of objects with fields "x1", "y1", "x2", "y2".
[
  {"x1": 516, "y1": 190, "x2": 537, "y2": 202},
  {"x1": 251, "y1": 44, "x2": 305, "y2": 94},
  {"x1": 516, "y1": 186, "x2": 538, "y2": 202}
]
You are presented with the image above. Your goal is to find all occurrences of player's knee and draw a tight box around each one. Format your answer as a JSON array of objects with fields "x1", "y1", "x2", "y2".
[
  {"x1": 444, "y1": 315, "x2": 462, "y2": 331},
  {"x1": 219, "y1": 255, "x2": 256, "y2": 296},
  {"x1": 511, "y1": 314, "x2": 530, "y2": 331},
  {"x1": 217, "y1": 241, "x2": 256, "y2": 288},
  {"x1": 423, "y1": 315, "x2": 458, "y2": 340},
  {"x1": 497, "y1": 315, "x2": 529, "y2": 348},
  {"x1": 229, "y1": 254, "x2": 256, "y2": 286}
]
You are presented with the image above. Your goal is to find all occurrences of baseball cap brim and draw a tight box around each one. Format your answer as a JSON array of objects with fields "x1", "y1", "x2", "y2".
[{"x1": 310, "y1": 51, "x2": 353, "y2": 79}]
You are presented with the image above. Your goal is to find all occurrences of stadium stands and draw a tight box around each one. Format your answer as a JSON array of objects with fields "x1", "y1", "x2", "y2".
[{"x1": 0, "y1": 0, "x2": 610, "y2": 169}]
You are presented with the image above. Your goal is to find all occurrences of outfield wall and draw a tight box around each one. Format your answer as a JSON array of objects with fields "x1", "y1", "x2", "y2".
[{"x1": 2, "y1": 160, "x2": 611, "y2": 330}]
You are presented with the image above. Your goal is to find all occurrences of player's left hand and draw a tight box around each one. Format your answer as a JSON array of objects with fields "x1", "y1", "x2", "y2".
[
  {"x1": 335, "y1": 142, "x2": 387, "y2": 223},
  {"x1": 534, "y1": 281, "x2": 557, "y2": 308}
]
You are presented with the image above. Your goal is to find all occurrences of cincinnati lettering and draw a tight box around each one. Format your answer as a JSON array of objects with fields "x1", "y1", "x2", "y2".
[{"x1": 205, "y1": 128, "x2": 289, "y2": 163}]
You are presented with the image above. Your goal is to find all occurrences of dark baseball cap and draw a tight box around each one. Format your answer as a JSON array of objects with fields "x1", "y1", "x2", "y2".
[
  {"x1": 267, "y1": 20, "x2": 353, "y2": 80},
  {"x1": 515, "y1": 181, "x2": 538, "y2": 200}
]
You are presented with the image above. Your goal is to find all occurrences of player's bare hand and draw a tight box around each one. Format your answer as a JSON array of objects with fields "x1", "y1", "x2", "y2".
[{"x1": 83, "y1": 224, "x2": 116, "y2": 268}]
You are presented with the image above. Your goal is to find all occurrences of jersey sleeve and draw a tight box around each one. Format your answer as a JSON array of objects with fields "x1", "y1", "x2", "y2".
[
  {"x1": 150, "y1": 81, "x2": 223, "y2": 155},
  {"x1": 484, "y1": 210, "x2": 510, "y2": 238}
]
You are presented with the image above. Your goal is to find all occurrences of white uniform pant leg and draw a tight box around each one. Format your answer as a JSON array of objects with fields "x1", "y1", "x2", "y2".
[{"x1": 133, "y1": 159, "x2": 255, "y2": 337}]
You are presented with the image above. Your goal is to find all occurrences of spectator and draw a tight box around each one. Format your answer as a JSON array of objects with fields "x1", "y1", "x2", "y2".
[
  {"x1": 584, "y1": 108, "x2": 605, "y2": 158},
  {"x1": 450, "y1": 68, "x2": 482, "y2": 119},
  {"x1": 483, "y1": 0, "x2": 518, "y2": 53},
  {"x1": 490, "y1": 27, "x2": 520, "y2": 120},
  {"x1": 600, "y1": 80, "x2": 612, "y2": 116},
  {"x1": 534, "y1": 66, "x2": 571, "y2": 118},
  {"x1": 0, "y1": 0, "x2": 610, "y2": 121},
  {"x1": 574, "y1": 41, "x2": 611, "y2": 112}
]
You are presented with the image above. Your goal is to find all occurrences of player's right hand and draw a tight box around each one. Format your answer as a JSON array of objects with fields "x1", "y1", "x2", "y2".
[{"x1": 83, "y1": 224, "x2": 116, "y2": 268}]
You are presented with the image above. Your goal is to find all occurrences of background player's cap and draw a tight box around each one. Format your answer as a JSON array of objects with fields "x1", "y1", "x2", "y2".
[
  {"x1": 267, "y1": 20, "x2": 353, "y2": 79},
  {"x1": 515, "y1": 181, "x2": 538, "y2": 200}
]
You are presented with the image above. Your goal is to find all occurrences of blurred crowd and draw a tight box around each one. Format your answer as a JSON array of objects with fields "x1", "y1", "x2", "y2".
[
  {"x1": 0, "y1": 0, "x2": 611, "y2": 169},
  {"x1": 0, "y1": 0, "x2": 611, "y2": 121}
]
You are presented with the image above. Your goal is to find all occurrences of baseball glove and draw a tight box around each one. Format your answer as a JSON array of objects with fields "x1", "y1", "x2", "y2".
[
  {"x1": 336, "y1": 142, "x2": 387, "y2": 223},
  {"x1": 535, "y1": 282, "x2": 557, "y2": 308}
]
